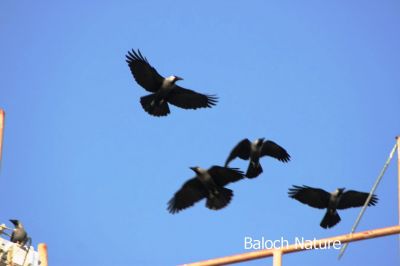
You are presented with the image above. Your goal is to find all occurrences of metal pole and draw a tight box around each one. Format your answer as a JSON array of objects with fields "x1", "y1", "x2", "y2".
[
  {"x1": 338, "y1": 142, "x2": 397, "y2": 259},
  {"x1": 0, "y1": 109, "x2": 4, "y2": 171},
  {"x1": 38, "y1": 243, "x2": 48, "y2": 266},
  {"x1": 182, "y1": 225, "x2": 400, "y2": 266},
  {"x1": 397, "y1": 136, "x2": 400, "y2": 253},
  {"x1": 272, "y1": 250, "x2": 282, "y2": 266},
  {"x1": 397, "y1": 136, "x2": 400, "y2": 226},
  {"x1": 7, "y1": 245, "x2": 13, "y2": 266}
]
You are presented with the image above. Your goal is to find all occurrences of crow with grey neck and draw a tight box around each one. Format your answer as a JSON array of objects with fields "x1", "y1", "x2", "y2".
[
  {"x1": 126, "y1": 49, "x2": 218, "y2": 117},
  {"x1": 225, "y1": 138, "x2": 290, "y2": 178},
  {"x1": 9, "y1": 219, "x2": 28, "y2": 246},
  {"x1": 168, "y1": 166, "x2": 244, "y2": 213},
  {"x1": 288, "y1": 185, "x2": 378, "y2": 229}
]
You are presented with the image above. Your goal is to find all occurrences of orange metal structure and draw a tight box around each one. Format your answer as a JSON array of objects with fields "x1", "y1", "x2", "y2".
[
  {"x1": 183, "y1": 225, "x2": 400, "y2": 266},
  {"x1": 38, "y1": 243, "x2": 48, "y2": 266}
]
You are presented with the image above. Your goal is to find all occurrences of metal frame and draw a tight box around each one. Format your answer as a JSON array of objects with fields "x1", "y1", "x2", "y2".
[{"x1": 183, "y1": 136, "x2": 400, "y2": 266}]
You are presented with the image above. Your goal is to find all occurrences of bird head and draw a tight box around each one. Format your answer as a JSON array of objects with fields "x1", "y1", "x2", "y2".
[
  {"x1": 256, "y1": 138, "x2": 265, "y2": 147},
  {"x1": 173, "y1": 76, "x2": 183, "y2": 82},
  {"x1": 336, "y1": 188, "x2": 345, "y2": 195},
  {"x1": 189, "y1": 166, "x2": 200, "y2": 174},
  {"x1": 166, "y1": 75, "x2": 183, "y2": 84},
  {"x1": 9, "y1": 219, "x2": 21, "y2": 227}
]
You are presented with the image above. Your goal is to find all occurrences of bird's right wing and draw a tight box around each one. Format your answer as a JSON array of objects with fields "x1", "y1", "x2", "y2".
[
  {"x1": 167, "y1": 86, "x2": 218, "y2": 110},
  {"x1": 167, "y1": 178, "x2": 207, "y2": 214},
  {"x1": 261, "y1": 140, "x2": 291, "y2": 162},
  {"x1": 126, "y1": 49, "x2": 164, "y2": 92},
  {"x1": 337, "y1": 190, "x2": 378, "y2": 209},
  {"x1": 224, "y1": 139, "x2": 251, "y2": 167},
  {"x1": 288, "y1": 185, "x2": 330, "y2": 209},
  {"x1": 208, "y1": 166, "x2": 245, "y2": 187}
]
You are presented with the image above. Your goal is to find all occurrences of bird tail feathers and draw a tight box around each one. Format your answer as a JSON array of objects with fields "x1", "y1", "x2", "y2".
[
  {"x1": 140, "y1": 94, "x2": 170, "y2": 117},
  {"x1": 320, "y1": 210, "x2": 341, "y2": 229},
  {"x1": 206, "y1": 188, "x2": 233, "y2": 210},
  {"x1": 246, "y1": 162, "x2": 263, "y2": 178}
]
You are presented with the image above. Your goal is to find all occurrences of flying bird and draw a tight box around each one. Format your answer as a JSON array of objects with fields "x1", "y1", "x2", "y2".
[
  {"x1": 9, "y1": 219, "x2": 29, "y2": 246},
  {"x1": 126, "y1": 49, "x2": 218, "y2": 117},
  {"x1": 168, "y1": 166, "x2": 244, "y2": 214},
  {"x1": 224, "y1": 138, "x2": 290, "y2": 178},
  {"x1": 288, "y1": 185, "x2": 378, "y2": 229}
]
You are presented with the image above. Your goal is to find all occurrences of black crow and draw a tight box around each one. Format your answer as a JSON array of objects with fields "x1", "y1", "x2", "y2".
[
  {"x1": 224, "y1": 138, "x2": 290, "y2": 178},
  {"x1": 9, "y1": 219, "x2": 28, "y2": 246},
  {"x1": 288, "y1": 185, "x2": 378, "y2": 229},
  {"x1": 126, "y1": 49, "x2": 218, "y2": 117},
  {"x1": 168, "y1": 166, "x2": 244, "y2": 213}
]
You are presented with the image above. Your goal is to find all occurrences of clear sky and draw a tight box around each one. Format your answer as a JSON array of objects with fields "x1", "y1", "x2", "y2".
[{"x1": 1, "y1": 1, "x2": 400, "y2": 265}]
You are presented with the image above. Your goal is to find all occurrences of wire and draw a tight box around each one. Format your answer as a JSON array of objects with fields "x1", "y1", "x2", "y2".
[{"x1": 338, "y1": 142, "x2": 398, "y2": 259}]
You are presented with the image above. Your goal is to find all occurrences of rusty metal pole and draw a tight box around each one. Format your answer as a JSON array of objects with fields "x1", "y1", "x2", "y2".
[
  {"x1": 182, "y1": 225, "x2": 400, "y2": 266},
  {"x1": 38, "y1": 243, "x2": 48, "y2": 266},
  {"x1": 0, "y1": 109, "x2": 4, "y2": 171}
]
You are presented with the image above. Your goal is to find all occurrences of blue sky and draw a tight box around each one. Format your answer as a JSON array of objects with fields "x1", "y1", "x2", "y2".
[{"x1": 1, "y1": 1, "x2": 399, "y2": 265}]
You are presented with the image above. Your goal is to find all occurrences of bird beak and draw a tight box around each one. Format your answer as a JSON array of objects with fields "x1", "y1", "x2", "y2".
[
  {"x1": 175, "y1": 76, "x2": 183, "y2": 81},
  {"x1": 189, "y1": 166, "x2": 199, "y2": 173},
  {"x1": 9, "y1": 220, "x2": 17, "y2": 226}
]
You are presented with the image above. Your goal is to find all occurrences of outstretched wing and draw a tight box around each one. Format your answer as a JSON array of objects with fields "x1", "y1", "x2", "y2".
[
  {"x1": 261, "y1": 140, "x2": 291, "y2": 162},
  {"x1": 337, "y1": 190, "x2": 378, "y2": 209},
  {"x1": 167, "y1": 86, "x2": 218, "y2": 110},
  {"x1": 126, "y1": 49, "x2": 164, "y2": 92},
  {"x1": 224, "y1": 139, "x2": 251, "y2": 166},
  {"x1": 167, "y1": 178, "x2": 207, "y2": 214},
  {"x1": 288, "y1": 185, "x2": 330, "y2": 209},
  {"x1": 208, "y1": 166, "x2": 245, "y2": 187}
]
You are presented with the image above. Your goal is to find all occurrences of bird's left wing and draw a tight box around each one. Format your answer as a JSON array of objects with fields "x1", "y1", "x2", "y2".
[
  {"x1": 167, "y1": 86, "x2": 218, "y2": 109},
  {"x1": 288, "y1": 185, "x2": 330, "y2": 209},
  {"x1": 208, "y1": 166, "x2": 245, "y2": 187},
  {"x1": 337, "y1": 190, "x2": 378, "y2": 209},
  {"x1": 126, "y1": 49, "x2": 164, "y2": 92},
  {"x1": 224, "y1": 139, "x2": 251, "y2": 167},
  {"x1": 261, "y1": 140, "x2": 291, "y2": 162},
  {"x1": 167, "y1": 178, "x2": 207, "y2": 214}
]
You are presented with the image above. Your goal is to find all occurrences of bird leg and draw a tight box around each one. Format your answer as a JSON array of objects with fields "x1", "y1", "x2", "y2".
[{"x1": 250, "y1": 160, "x2": 258, "y2": 167}]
